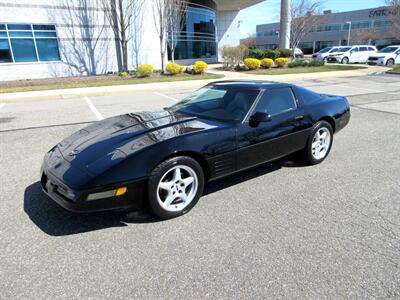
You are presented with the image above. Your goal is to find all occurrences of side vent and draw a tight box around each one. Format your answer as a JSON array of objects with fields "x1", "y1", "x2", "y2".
[{"x1": 213, "y1": 157, "x2": 235, "y2": 177}]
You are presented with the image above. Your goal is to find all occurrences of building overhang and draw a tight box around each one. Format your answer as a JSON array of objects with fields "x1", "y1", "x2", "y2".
[{"x1": 214, "y1": 0, "x2": 265, "y2": 11}]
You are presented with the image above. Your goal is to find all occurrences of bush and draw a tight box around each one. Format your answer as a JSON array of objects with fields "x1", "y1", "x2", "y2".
[
  {"x1": 193, "y1": 61, "x2": 208, "y2": 74},
  {"x1": 247, "y1": 48, "x2": 280, "y2": 60},
  {"x1": 308, "y1": 59, "x2": 325, "y2": 67},
  {"x1": 244, "y1": 58, "x2": 261, "y2": 70},
  {"x1": 138, "y1": 64, "x2": 153, "y2": 77},
  {"x1": 247, "y1": 48, "x2": 264, "y2": 59},
  {"x1": 288, "y1": 59, "x2": 325, "y2": 68},
  {"x1": 274, "y1": 57, "x2": 289, "y2": 68},
  {"x1": 166, "y1": 63, "x2": 184, "y2": 75},
  {"x1": 276, "y1": 48, "x2": 292, "y2": 58},
  {"x1": 118, "y1": 71, "x2": 129, "y2": 77},
  {"x1": 261, "y1": 58, "x2": 274, "y2": 69},
  {"x1": 221, "y1": 45, "x2": 249, "y2": 69}
]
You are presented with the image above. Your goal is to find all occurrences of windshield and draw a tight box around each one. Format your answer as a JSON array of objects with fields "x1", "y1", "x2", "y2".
[
  {"x1": 319, "y1": 47, "x2": 332, "y2": 53},
  {"x1": 168, "y1": 86, "x2": 260, "y2": 122},
  {"x1": 378, "y1": 46, "x2": 399, "y2": 53}
]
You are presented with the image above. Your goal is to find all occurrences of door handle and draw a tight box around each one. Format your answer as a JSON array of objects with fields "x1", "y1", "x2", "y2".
[{"x1": 295, "y1": 115, "x2": 304, "y2": 120}]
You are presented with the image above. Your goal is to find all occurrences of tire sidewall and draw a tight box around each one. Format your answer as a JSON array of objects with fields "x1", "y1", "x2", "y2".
[
  {"x1": 341, "y1": 57, "x2": 349, "y2": 64},
  {"x1": 148, "y1": 156, "x2": 204, "y2": 220},
  {"x1": 306, "y1": 121, "x2": 333, "y2": 165}
]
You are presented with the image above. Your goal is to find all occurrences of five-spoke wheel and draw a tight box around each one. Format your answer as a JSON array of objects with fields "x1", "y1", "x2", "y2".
[
  {"x1": 157, "y1": 165, "x2": 198, "y2": 212},
  {"x1": 148, "y1": 156, "x2": 204, "y2": 219},
  {"x1": 304, "y1": 121, "x2": 333, "y2": 165}
]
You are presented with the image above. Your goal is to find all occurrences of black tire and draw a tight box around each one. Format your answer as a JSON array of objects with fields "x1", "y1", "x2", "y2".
[
  {"x1": 341, "y1": 57, "x2": 349, "y2": 64},
  {"x1": 147, "y1": 156, "x2": 204, "y2": 220},
  {"x1": 304, "y1": 121, "x2": 334, "y2": 165},
  {"x1": 386, "y1": 59, "x2": 395, "y2": 67}
]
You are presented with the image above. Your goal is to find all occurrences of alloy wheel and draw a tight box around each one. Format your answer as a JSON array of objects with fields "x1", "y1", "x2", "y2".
[
  {"x1": 157, "y1": 165, "x2": 198, "y2": 212},
  {"x1": 311, "y1": 127, "x2": 331, "y2": 160}
]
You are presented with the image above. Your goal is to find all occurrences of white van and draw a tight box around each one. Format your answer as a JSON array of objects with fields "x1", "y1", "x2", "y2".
[{"x1": 326, "y1": 45, "x2": 377, "y2": 64}]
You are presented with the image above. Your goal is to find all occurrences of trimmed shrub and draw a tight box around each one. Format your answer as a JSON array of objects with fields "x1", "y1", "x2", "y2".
[
  {"x1": 261, "y1": 58, "x2": 274, "y2": 69},
  {"x1": 193, "y1": 61, "x2": 208, "y2": 74},
  {"x1": 288, "y1": 59, "x2": 325, "y2": 68},
  {"x1": 274, "y1": 57, "x2": 289, "y2": 68},
  {"x1": 138, "y1": 64, "x2": 153, "y2": 77},
  {"x1": 166, "y1": 63, "x2": 184, "y2": 75},
  {"x1": 247, "y1": 48, "x2": 264, "y2": 59},
  {"x1": 244, "y1": 58, "x2": 261, "y2": 70},
  {"x1": 308, "y1": 59, "x2": 325, "y2": 67},
  {"x1": 276, "y1": 48, "x2": 292, "y2": 58},
  {"x1": 118, "y1": 71, "x2": 129, "y2": 77}
]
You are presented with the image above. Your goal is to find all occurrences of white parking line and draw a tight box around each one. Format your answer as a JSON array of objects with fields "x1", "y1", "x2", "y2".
[
  {"x1": 153, "y1": 92, "x2": 179, "y2": 102},
  {"x1": 84, "y1": 96, "x2": 103, "y2": 120},
  {"x1": 0, "y1": 103, "x2": 5, "y2": 110}
]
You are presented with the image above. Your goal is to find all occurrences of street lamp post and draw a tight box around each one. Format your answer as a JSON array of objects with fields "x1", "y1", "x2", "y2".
[{"x1": 346, "y1": 21, "x2": 352, "y2": 46}]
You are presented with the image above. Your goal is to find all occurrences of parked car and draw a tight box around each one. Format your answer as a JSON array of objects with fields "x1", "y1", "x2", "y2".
[
  {"x1": 41, "y1": 81, "x2": 350, "y2": 219},
  {"x1": 294, "y1": 48, "x2": 304, "y2": 58},
  {"x1": 367, "y1": 45, "x2": 400, "y2": 67},
  {"x1": 326, "y1": 45, "x2": 377, "y2": 64},
  {"x1": 312, "y1": 47, "x2": 339, "y2": 61}
]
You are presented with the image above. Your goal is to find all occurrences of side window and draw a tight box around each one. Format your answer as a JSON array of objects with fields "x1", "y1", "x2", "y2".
[
  {"x1": 360, "y1": 47, "x2": 368, "y2": 52},
  {"x1": 254, "y1": 88, "x2": 297, "y2": 116},
  {"x1": 352, "y1": 47, "x2": 359, "y2": 52},
  {"x1": 368, "y1": 47, "x2": 375, "y2": 51}
]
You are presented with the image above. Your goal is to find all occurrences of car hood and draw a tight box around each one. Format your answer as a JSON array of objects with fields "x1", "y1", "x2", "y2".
[
  {"x1": 57, "y1": 110, "x2": 210, "y2": 173},
  {"x1": 369, "y1": 53, "x2": 391, "y2": 58}
]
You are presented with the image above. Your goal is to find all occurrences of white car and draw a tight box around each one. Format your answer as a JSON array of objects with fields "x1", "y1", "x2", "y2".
[
  {"x1": 367, "y1": 45, "x2": 400, "y2": 67},
  {"x1": 294, "y1": 48, "x2": 304, "y2": 58},
  {"x1": 326, "y1": 45, "x2": 377, "y2": 64},
  {"x1": 312, "y1": 47, "x2": 339, "y2": 61}
]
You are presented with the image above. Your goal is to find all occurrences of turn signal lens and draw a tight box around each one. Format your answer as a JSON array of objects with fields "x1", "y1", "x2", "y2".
[{"x1": 115, "y1": 187, "x2": 127, "y2": 197}]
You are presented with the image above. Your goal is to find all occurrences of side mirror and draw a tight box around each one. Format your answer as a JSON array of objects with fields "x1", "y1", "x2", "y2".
[{"x1": 249, "y1": 112, "x2": 271, "y2": 127}]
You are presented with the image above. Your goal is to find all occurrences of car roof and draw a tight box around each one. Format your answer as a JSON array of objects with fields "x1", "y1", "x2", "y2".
[{"x1": 208, "y1": 80, "x2": 291, "y2": 89}]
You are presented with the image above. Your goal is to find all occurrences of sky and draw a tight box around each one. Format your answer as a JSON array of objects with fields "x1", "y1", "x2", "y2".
[{"x1": 240, "y1": 0, "x2": 387, "y2": 38}]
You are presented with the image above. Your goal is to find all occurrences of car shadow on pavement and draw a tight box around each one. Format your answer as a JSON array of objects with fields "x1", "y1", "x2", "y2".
[
  {"x1": 23, "y1": 182, "x2": 159, "y2": 236},
  {"x1": 24, "y1": 158, "x2": 308, "y2": 236}
]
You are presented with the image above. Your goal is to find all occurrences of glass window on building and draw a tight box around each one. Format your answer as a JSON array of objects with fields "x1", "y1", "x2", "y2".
[
  {"x1": 0, "y1": 39, "x2": 12, "y2": 63},
  {"x1": 168, "y1": 1, "x2": 217, "y2": 61},
  {"x1": 0, "y1": 23, "x2": 60, "y2": 63}
]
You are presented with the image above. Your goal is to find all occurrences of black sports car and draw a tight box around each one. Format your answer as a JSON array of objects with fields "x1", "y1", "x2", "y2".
[{"x1": 41, "y1": 81, "x2": 350, "y2": 219}]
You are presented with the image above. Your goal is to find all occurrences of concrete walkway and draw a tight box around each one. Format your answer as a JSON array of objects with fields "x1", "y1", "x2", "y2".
[{"x1": 0, "y1": 64, "x2": 390, "y2": 102}]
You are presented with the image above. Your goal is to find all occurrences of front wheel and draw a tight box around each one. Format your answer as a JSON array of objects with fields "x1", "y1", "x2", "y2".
[
  {"x1": 386, "y1": 59, "x2": 395, "y2": 67},
  {"x1": 304, "y1": 121, "x2": 333, "y2": 165},
  {"x1": 341, "y1": 57, "x2": 349, "y2": 64},
  {"x1": 148, "y1": 156, "x2": 204, "y2": 219}
]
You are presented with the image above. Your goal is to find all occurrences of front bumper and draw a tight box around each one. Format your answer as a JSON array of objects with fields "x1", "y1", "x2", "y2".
[
  {"x1": 326, "y1": 57, "x2": 340, "y2": 63},
  {"x1": 41, "y1": 168, "x2": 147, "y2": 213}
]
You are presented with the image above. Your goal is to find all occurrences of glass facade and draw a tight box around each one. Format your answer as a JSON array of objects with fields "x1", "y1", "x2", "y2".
[
  {"x1": 168, "y1": 1, "x2": 217, "y2": 61},
  {"x1": 0, "y1": 24, "x2": 60, "y2": 63}
]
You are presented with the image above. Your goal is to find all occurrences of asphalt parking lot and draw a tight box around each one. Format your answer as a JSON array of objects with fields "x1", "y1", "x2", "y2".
[{"x1": 1, "y1": 74, "x2": 399, "y2": 298}]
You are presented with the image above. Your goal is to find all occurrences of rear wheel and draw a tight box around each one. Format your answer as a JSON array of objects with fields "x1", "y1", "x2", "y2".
[
  {"x1": 304, "y1": 121, "x2": 333, "y2": 165},
  {"x1": 386, "y1": 59, "x2": 395, "y2": 67},
  {"x1": 148, "y1": 156, "x2": 204, "y2": 219},
  {"x1": 341, "y1": 57, "x2": 349, "y2": 64}
]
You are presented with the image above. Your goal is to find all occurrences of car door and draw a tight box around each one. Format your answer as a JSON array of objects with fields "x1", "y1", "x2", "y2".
[
  {"x1": 349, "y1": 47, "x2": 359, "y2": 63},
  {"x1": 358, "y1": 46, "x2": 370, "y2": 63},
  {"x1": 236, "y1": 87, "x2": 308, "y2": 170}
]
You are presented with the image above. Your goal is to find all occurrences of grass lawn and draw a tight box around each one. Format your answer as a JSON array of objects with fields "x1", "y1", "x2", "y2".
[
  {"x1": 0, "y1": 73, "x2": 224, "y2": 94},
  {"x1": 248, "y1": 65, "x2": 367, "y2": 75},
  {"x1": 388, "y1": 65, "x2": 400, "y2": 74}
]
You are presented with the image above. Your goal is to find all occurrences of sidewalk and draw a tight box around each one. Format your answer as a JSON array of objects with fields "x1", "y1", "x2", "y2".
[{"x1": 0, "y1": 64, "x2": 389, "y2": 102}]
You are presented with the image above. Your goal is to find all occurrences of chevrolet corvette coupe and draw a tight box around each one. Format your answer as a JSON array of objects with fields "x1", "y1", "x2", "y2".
[{"x1": 41, "y1": 81, "x2": 350, "y2": 219}]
